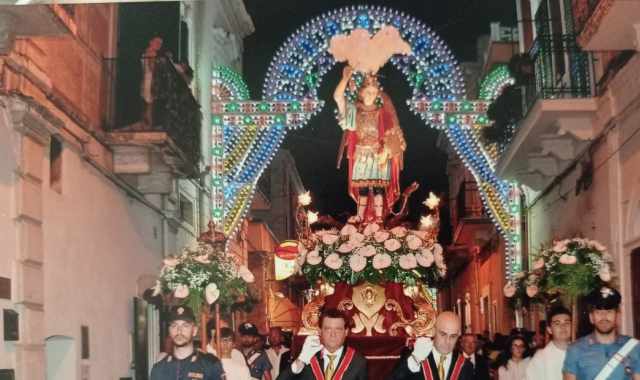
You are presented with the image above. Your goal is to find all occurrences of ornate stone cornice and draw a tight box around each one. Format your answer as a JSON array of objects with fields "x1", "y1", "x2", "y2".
[{"x1": 0, "y1": 94, "x2": 61, "y2": 144}]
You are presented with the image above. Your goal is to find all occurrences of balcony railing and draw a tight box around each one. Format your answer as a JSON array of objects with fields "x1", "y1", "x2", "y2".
[
  {"x1": 522, "y1": 33, "x2": 594, "y2": 116},
  {"x1": 102, "y1": 53, "x2": 201, "y2": 173}
]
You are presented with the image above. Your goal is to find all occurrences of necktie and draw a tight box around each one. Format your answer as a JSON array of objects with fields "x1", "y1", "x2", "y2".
[
  {"x1": 437, "y1": 354, "x2": 448, "y2": 380},
  {"x1": 325, "y1": 354, "x2": 336, "y2": 380}
]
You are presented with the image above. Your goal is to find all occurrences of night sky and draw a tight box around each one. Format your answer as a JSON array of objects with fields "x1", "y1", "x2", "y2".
[{"x1": 242, "y1": 0, "x2": 516, "y2": 242}]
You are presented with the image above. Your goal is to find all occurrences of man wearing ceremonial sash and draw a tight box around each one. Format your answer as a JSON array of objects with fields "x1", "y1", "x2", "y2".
[
  {"x1": 277, "y1": 308, "x2": 367, "y2": 380},
  {"x1": 389, "y1": 311, "x2": 473, "y2": 380},
  {"x1": 563, "y1": 287, "x2": 640, "y2": 380}
]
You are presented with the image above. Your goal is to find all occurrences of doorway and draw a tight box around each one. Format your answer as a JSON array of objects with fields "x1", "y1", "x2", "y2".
[{"x1": 45, "y1": 335, "x2": 76, "y2": 380}]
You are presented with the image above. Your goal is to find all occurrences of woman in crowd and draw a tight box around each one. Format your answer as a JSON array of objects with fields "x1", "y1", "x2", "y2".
[{"x1": 496, "y1": 335, "x2": 532, "y2": 380}]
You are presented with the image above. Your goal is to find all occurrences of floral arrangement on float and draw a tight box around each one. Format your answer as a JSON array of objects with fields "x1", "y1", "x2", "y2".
[
  {"x1": 153, "y1": 240, "x2": 255, "y2": 315},
  {"x1": 297, "y1": 221, "x2": 447, "y2": 287},
  {"x1": 504, "y1": 237, "x2": 614, "y2": 304}
]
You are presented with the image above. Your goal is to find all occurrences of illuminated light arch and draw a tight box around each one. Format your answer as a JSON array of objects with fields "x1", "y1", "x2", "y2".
[
  {"x1": 213, "y1": 6, "x2": 521, "y2": 280},
  {"x1": 479, "y1": 64, "x2": 515, "y2": 101}
]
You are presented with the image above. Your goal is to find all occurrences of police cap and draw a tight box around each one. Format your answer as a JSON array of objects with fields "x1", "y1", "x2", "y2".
[{"x1": 586, "y1": 286, "x2": 621, "y2": 310}]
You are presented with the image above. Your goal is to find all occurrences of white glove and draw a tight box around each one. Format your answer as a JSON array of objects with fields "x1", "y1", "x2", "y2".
[
  {"x1": 411, "y1": 337, "x2": 433, "y2": 363},
  {"x1": 298, "y1": 335, "x2": 324, "y2": 364}
]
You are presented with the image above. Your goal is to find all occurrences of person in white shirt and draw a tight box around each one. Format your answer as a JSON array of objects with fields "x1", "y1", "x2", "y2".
[
  {"x1": 525, "y1": 305, "x2": 571, "y2": 380},
  {"x1": 497, "y1": 335, "x2": 531, "y2": 380},
  {"x1": 219, "y1": 327, "x2": 252, "y2": 380},
  {"x1": 266, "y1": 327, "x2": 290, "y2": 379}
]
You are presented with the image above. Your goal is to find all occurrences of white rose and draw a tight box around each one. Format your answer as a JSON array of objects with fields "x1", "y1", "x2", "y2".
[
  {"x1": 321, "y1": 233, "x2": 340, "y2": 245},
  {"x1": 238, "y1": 265, "x2": 255, "y2": 283},
  {"x1": 306, "y1": 250, "x2": 322, "y2": 265},
  {"x1": 384, "y1": 238, "x2": 402, "y2": 252},
  {"x1": 356, "y1": 245, "x2": 377, "y2": 257},
  {"x1": 163, "y1": 257, "x2": 179, "y2": 267},
  {"x1": 340, "y1": 224, "x2": 358, "y2": 236},
  {"x1": 399, "y1": 254, "x2": 418, "y2": 270},
  {"x1": 324, "y1": 253, "x2": 343, "y2": 270},
  {"x1": 205, "y1": 283, "x2": 220, "y2": 304},
  {"x1": 432, "y1": 244, "x2": 443, "y2": 256},
  {"x1": 195, "y1": 255, "x2": 211, "y2": 264},
  {"x1": 349, "y1": 254, "x2": 367, "y2": 272},
  {"x1": 417, "y1": 249, "x2": 434, "y2": 267},
  {"x1": 533, "y1": 258, "x2": 545, "y2": 270},
  {"x1": 349, "y1": 232, "x2": 366, "y2": 247},
  {"x1": 363, "y1": 223, "x2": 381, "y2": 236},
  {"x1": 559, "y1": 254, "x2": 577, "y2": 265},
  {"x1": 374, "y1": 230, "x2": 390, "y2": 243},
  {"x1": 372, "y1": 253, "x2": 392, "y2": 269},
  {"x1": 152, "y1": 280, "x2": 162, "y2": 296},
  {"x1": 338, "y1": 242, "x2": 354, "y2": 254},
  {"x1": 599, "y1": 265, "x2": 612, "y2": 282},
  {"x1": 406, "y1": 234, "x2": 423, "y2": 250},
  {"x1": 174, "y1": 284, "x2": 190, "y2": 299},
  {"x1": 390, "y1": 226, "x2": 408, "y2": 238}
]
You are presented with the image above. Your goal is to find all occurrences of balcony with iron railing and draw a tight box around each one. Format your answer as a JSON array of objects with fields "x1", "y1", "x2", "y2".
[
  {"x1": 496, "y1": 31, "x2": 597, "y2": 192},
  {"x1": 102, "y1": 53, "x2": 201, "y2": 178},
  {"x1": 572, "y1": 0, "x2": 640, "y2": 51}
]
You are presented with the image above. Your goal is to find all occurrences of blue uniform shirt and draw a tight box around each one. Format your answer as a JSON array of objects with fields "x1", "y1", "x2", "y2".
[
  {"x1": 150, "y1": 351, "x2": 225, "y2": 380},
  {"x1": 563, "y1": 334, "x2": 640, "y2": 379}
]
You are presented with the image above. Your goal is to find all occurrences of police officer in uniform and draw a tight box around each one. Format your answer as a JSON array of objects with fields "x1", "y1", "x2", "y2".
[
  {"x1": 563, "y1": 286, "x2": 640, "y2": 379},
  {"x1": 151, "y1": 306, "x2": 225, "y2": 380},
  {"x1": 236, "y1": 322, "x2": 272, "y2": 380}
]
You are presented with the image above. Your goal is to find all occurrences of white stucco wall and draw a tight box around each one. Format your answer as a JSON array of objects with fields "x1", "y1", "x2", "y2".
[{"x1": 41, "y1": 144, "x2": 164, "y2": 378}]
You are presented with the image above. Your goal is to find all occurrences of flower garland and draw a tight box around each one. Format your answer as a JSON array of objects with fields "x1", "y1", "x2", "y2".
[
  {"x1": 154, "y1": 241, "x2": 254, "y2": 315},
  {"x1": 504, "y1": 238, "x2": 614, "y2": 304},
  {"x1": 297, "y1": 223, "x2": 446, "y2": 287}
]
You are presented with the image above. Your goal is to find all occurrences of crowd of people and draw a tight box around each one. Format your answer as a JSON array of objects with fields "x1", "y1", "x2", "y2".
[{"x1": 149, "y1": 285, "x2": 639, "y2": 380}]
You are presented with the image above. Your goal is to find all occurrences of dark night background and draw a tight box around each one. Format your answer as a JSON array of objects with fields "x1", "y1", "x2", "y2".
[{"x1": 242, "y1": 0, "x2": 516, "y2": 243}]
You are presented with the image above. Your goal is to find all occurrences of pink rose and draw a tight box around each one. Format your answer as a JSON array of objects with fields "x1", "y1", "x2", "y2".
[
  {"x1": 349, "y1": 232, "x2": 366, "y2": 247},
  {"x1": 503, "y1": 283, "x2": 516, "y2": 298},
  {"x1": 399, "y1": 254, "x2": 418, "y2": 270},
  {"x1": 559, "y1": 254, "x2": 577, "y2": 265},
  {"x1": 349, "y1": 254, "x2": 367, "y2": 272},
  {"x1": 526, "y1": 285, "x2": 538, "y2": 298},
  {"x1": 306, "y1": 250, "x2": 322, "y2": 265},
  {"x1": 417, "y1": 249, "x2": 434, "y2": 267},
  {"x1": 553, "y1": 240, "x2": 568, "y2": 253},
  {"x1": 356, "y1": 245, "x2": 377, "y2": 257},
  {"x1": 372, "y1": 253, "x2": 392, "y2": 269},
  {"x1": 338, "y1": 242, "x2": 354, "y2": 254},
  {"x1": 363, "y1": 223, "x2": 380, "y2": 236},
  {"x1": 340, "y1": 224, "x2": 358, "y2": 236},
  {"x1": 438, "y1": 267, "x2": 447, "y2": 277},
  {"x1": 590, "y1": 240, "x2": 607, "y2": 252},
  {"x1": 321, "y1": 233, "x2": 340, "y2": 245},
  {"x1": 533, "y1": 259, "x2": 544, "y2": 270},
  {"x1": 374, "y1": 230, "x2": 390, "y2": 243},
  {"x1": 174, "y1": 284, "x2": 190, "y2": 298},
  {"x1": 406, "y1": 235, "x2": 423, "y2": 250},
  {"x1": 324, "y1": 253, "x2": 343, "y2": 270},
  {"x1": 390, "y1": 226, "x2": 408, "y2": 238},
  {"x1": 384, "y1": 238, "x2": 402, "y2": 252},
  {"x1": 432, "y1": 244, "x2": 443, "y2": 256}
]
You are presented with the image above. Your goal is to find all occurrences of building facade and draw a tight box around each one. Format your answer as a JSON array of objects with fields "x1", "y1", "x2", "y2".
[
  {"x1": 0, "y1": 1, "x2": 253, "y2": 379},
  {"x1": 501, "y1": 0, "x2": 640, "y2": 336}
]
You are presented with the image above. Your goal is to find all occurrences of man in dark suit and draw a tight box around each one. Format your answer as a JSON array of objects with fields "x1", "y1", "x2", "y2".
[
  {"x1": 277, "y1": 308, "x2": 367, "y2": 380},
  {"x1": 389, "y1": 311, "x2": 473, "y2": 380},
  {"x1": 459, "y1": 333, "x2": 490, "y2": 380}
]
